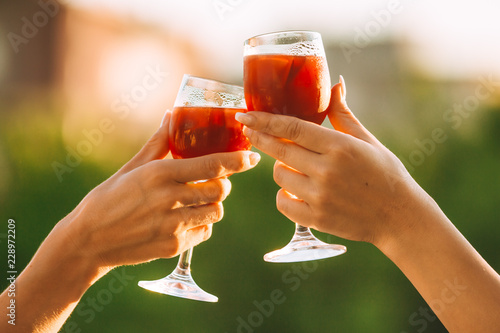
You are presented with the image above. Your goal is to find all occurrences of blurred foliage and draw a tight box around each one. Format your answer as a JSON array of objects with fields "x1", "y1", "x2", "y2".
[
  {"x1": 1, "y1": 80, "x2": 499, "y2": 333},
  {"x1": 1, "y1": 1, "x2": 499, "y2": 331}
]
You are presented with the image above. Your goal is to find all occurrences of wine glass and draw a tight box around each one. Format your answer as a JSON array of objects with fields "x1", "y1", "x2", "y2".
[
  {"x1": 138, "y1": 75, "x2": 251, "y2": 302},
  {"x1": 243, "y1": 30, "x2": 347, "y2": 263}
]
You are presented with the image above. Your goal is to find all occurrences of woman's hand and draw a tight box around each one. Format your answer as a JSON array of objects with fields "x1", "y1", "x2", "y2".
[
  {"x1": 0, "y1": 110, "x2": 260, "y2": 333},
  {"x1": 63, "y1": 111, "x2": 261, "y2": 274},
  {"x1": 235, "y1": 78, "x2": 431, "y2": 249},
  {"x1": 236, "y1": 78, "x2": 500, "y2": 333}
]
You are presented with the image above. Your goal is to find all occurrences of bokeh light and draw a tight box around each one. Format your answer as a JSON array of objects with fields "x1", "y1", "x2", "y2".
[{"x1": 1, "y1": 1, "x2": 499, "y2": 332}]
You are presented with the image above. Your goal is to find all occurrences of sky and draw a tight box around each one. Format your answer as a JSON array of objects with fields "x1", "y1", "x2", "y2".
[{"x1": 64, "y1": 0, "x2": 500, "y2": 80}]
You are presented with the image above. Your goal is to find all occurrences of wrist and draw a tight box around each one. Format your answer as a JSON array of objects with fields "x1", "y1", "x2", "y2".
[
  {"x1": 372, "y1": 180, "x2": 444, "y2": 258},
  {"x1": 28, "y1": 209, "x2": 103, "y2": 301},
  {"x1": 10, "y1": 209, "x2": 104, "y2": 331}
]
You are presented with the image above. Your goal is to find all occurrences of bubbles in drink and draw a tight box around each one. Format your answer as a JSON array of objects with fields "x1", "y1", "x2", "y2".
[{"x1": 244, "y1": 54, "x2": 330, "y2": 124}]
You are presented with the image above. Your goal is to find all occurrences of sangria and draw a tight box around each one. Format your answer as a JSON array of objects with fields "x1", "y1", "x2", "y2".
[
  {"x1": 244, "y1": 53, "x2": 330, "y2": 124},
  {"x1": 138, "y1": 75, "x2": 249, "y2": 302},
  {"x1": 244, "y1": 31, "x2": 346, "y2": 263}
]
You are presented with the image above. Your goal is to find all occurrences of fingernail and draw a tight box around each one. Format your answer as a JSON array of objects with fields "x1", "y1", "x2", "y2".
[
  {"x1": 339, "y1": 75, "x2": 346, "y2": 102},
  {"x1": 235, "y1": 112, "x2": 256, "y2": 126},
  {"x1": 248, "y1": 152, "x2": 261, "y2": 166},
  {"x1": 243, "y1": 126, "x2": 254, "y2": 137},
  {"x1": 161, "y1": 109, "x2": 171, "y2": 127}
]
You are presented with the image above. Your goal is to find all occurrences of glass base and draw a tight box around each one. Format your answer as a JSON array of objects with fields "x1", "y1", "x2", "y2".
[
  {"x1": 264, "y1": 228, "x2": 346, "y2": 263},
  {"x1": 138, "y1": 271, "x2": 218, "y2": 303}
]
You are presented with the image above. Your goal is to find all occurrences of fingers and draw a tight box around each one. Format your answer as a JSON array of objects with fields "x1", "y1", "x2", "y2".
[
  {"x1": 182, "y1": 224, "x2": 213, "y2": 251},
  {"x1": 276, "y1": 189, "x2": 314, "y2": 226},
  {"x1": 158, "y1": 224, "x2": 213, "y2": 259},
  {"x1": 236, "y1": 111, "x2": 336, "y2": 154},
  {"x1": 140, "y1": 223, "x2": 214, "y2": 260},
  {"x1": 165, "y1": 150, "x2": 261, "y2": 183},
  {"x1": 243, "y1": 127, "x2": 318, "y2": 175},
  {"x1": 172, "y1": 178, "x2": 232, "y2": 208},
  {"x1": 170, "y1": 203, "x2": 222, "y2": 255},
  {"x1": 120, "y1": 110, "x2": 171, "y2": 173},
  {"x1": 327, "y1": 77, "x2": 377, "y2": 144},
  {"x1": 174, "y1": 202, "x2": 224, "y2": 231},
  {"x1": 132, "y1": 203, "x2": 222, "y2": 261},
  {"x1": 273, "y1": 161, "x2": 313, "y2": 202}
]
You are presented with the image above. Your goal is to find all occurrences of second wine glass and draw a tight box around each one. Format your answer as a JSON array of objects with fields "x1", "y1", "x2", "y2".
[
  {"x1": 138, "y1": 74, "x2": 251, "y2": 302},
  {"x1": 243, "y1": 30, "x2": 347, "y2": 263}
]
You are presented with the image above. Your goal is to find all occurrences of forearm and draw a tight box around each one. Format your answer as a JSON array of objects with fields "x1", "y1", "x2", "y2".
[
  {"x1": 0, "y1": 212, "x2": 100, "y2": 332},
  {"x1": 377, "y1": 189, "x2": 500, "y2": 332}
]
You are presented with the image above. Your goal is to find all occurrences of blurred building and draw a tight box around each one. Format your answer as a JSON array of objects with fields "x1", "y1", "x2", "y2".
[
  {"x1": 1, "y1": 1, "x2": 218, "y2": 165},
  {"x1": 1, "y1": 0, "x2": 498, "y2": 165}
]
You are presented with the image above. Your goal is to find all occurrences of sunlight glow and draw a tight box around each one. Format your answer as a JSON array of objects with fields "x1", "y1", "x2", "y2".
[{"x1": 63, "y1": 0, "x2": 500, "y2": 79}]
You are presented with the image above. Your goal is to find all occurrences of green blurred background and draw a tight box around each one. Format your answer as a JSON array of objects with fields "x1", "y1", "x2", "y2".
[{"x1": 1, "y1": 1, "x2": 499, "y2": 332}]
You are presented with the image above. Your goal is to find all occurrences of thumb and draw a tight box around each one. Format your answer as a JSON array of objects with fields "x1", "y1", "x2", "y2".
[
  {"x1": 327, "y1": 76, "x2": 377, "y2": 144},
  {"x1": 119, "y1": 110, "x2": 171, "y2": 174}
]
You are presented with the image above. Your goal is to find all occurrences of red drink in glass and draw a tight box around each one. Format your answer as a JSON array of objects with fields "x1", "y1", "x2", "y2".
[
  {"x1": 139, "y1": 75, "x2": 249, "y2": 303},
  {"x1": 169, "y1": 106, "x2": 251, "y2": 159},
  {"x1": 242, "y1": 31, "x2": 346, "y2": 264},
  {"x1": 244, "y1": 54, "x2": 330, "y2": 125}
]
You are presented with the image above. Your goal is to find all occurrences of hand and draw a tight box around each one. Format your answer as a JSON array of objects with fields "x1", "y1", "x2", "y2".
[
  {"x1": 1, "y1": 110, "x2": 260, "y2": 333},
  {"x1": 236, "y1": 78, "x2": 500, "y2": 333},
  {"x1": 235, "y1": 77, "x2": 432, "y2": 248},
  {"x1": 62, "y1": 111, "x2": 261, "y2": 273}
]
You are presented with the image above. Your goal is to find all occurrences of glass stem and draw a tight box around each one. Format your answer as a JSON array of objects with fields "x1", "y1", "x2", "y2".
[
  {"x1": 293, "y1": 224, "x2": 316, "y2": 241},
  {"x1": 174, "y1": 248, "x2": 192, "y2": 276}
]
